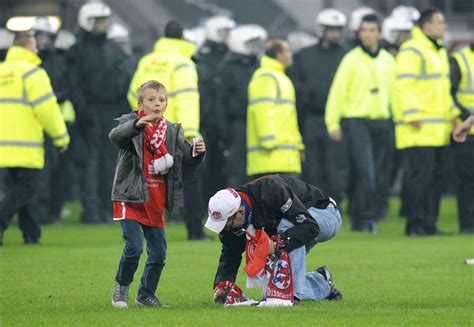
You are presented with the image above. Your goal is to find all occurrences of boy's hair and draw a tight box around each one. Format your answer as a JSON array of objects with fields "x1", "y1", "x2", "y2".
[
  {"x1": 360, "y1": 14, "x2": 382, "y2": 32},
  {"x1": 264, "y1": 39, "x2": 286, "y2": 59},
  {"x1": 418, "y1": 8, "x2": 442, "y2": 28},
  {"x1": 137, "y1": 80, "x2": 167, "y2": 103}
]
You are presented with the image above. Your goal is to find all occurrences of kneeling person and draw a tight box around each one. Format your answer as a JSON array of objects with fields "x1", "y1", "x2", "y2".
[
  {"x1": 205, "y1": 175, "x2": 342, "y2": 304},
  {"x1": 109, "y1": 80, "x2": 206, "y2": 308}
]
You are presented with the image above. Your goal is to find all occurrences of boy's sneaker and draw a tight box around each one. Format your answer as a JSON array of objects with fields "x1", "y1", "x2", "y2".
[
  {"x1": 112, "y1": 282, "x2": 129, "y2": 308},
  {"x1": 316, "y1": 266, "x2": 343, "y2": 301},
  {"x1": 135, "y1": 295, "x2": 169, "y2": 308}
]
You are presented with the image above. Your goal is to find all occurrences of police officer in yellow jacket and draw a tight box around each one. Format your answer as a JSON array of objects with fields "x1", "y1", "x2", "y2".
[
  {"x1": 128, "y1": 21, "x2": 208, "y2": 240},
  {"x1": 247, "y1": 39, "x2": 304, "y2": 178},
  {"x1": 325, "y1": 14, "x2": 395, "y2": 233},
  {"x1": 128, "y1": 21, "x2": 199, "y2": 139},
  {"x1": 450, "y1": 44, "x2": 474, "y2": 233},
  {"x1": 0, "y1": 32, "x2": 69, "y2": 245},
  {"x1": 394, "y1": 9, "x2": 457, "y2": 236}
]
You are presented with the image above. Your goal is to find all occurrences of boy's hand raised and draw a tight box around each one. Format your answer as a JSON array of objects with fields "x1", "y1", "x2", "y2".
[{"x1": 135, "y1": 112, "x2": 163, "y2": 128}]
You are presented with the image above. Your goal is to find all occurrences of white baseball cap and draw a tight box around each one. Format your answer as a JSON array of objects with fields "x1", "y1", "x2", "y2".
[{"x1": 205, "y1": 188, "x2": 241, "y2": 233}]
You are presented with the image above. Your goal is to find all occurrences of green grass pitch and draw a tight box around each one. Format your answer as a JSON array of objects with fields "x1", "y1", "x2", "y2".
[{"x1": 1, "y1": 197, "x2": 473, "y2": 326}]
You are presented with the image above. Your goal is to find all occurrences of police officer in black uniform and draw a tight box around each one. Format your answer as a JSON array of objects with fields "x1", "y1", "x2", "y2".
[
  {"x1": 289, "y1": 9, "x2": 349, "y2": 204},
  {"x1": 31, "y1": 17, "x2": 77, "y2": 224},
  {"x1": 214, "y1": 24, "x2": 267, "y2": 187},
  {"x1": 184, "y1": 16, "x2": 235, "y2": 240},
  {"x1": 67, "y1": 2, "x2": 131, "y2": 223},
  {"x1": 194, "y1": 15, "x2": 236, "y2": 202}
]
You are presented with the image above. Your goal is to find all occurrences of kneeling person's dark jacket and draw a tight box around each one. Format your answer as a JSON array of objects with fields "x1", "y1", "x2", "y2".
[{"x1": 214, "y1": 174, "x2": 331, "y2": 286}]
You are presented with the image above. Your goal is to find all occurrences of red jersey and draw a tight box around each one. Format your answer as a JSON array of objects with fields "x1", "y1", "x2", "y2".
[{"x1": 113, "y1": 137, "x2": 167, "y2": 227}]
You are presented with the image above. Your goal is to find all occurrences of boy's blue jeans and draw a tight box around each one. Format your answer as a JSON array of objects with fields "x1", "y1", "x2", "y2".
[
  {"x1": 115, "y1": 219, "x2": 167, "y2": 298},
  {"x1": 277, "y1": 206, "x2": 342, "y2": 301}
]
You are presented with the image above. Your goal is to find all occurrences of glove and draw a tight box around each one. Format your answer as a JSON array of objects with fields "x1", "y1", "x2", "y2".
[
  {"x1": 213, "y1": 281, "x2": 253, "y2": 305},
  {"x1": 152, "y1": 154, "x2": 174, "y2": 175},
  {"x1": 271, "y1": 234, "x2": 286, "y2": 255},
  {"x1": 213, "y1": 281, "x2": 232, "y2": 304}
]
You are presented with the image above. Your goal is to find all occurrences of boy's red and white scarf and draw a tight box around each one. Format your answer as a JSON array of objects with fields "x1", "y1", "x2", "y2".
[{"x1": 139, "y1": 111, "x2": 173, "y2": 175}]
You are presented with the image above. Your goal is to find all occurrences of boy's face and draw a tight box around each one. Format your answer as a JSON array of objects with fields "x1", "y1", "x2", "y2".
[{"x1": 138, "y1": 88, "x2": 167, "y2": 117}]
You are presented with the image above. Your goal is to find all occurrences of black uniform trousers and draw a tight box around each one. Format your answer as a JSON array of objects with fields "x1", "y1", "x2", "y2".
[
  {"x1": 49, "y1": 123, "x2": 79, "y2": 220},
  {"x1": 452, "y1": 136, "x2": 474, "y2": 232},
  {"x1": 402, "y1": 146, "x2": 450, "y2": 234},
  {"x1": 343, "y1": 118, "x2": 392, "y2": 229},
  {"x1": 182, "y1": 165, "x2": 206, "y2": 239},
  {"x1": 200, "y1": 123, "x2": 227, "y2": 201},
  {"x1": 32, "y1": 137, "x2": 58, "y2": 224},
  {"x1": 302, "y1": 115, "x2": 349, "y2": 204},
  {"x1": 75, "y1": 103, "x2": 122, "y2": 223},
  {"x1": 0, "y1": 168, "x2": 41, "y2": 242},
  {"x1": 226, "y1": 120, "x2": 249, "y2": 187}
]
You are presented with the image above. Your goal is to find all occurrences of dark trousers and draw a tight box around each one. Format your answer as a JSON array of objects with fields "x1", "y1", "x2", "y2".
[
  {"x1": 302, "y1": 116, "x2": 349, "y2": 204},
  {"x1": 343, "y1": 118, "x2": 392, "y2": 229},
  {"x1": 402, "y1": 146, "x2": 450, "y2": 234},
  {"x1": 226, "y1": 120, "x2": 249, "y2": 187},
  {"x1": 33, "y1": 124, "x2": 79, "y2": 224},
  {"x1": 76, "y1": 104, "x2": 123, "y2": 223},
  {"x1": 49, "y1": 130, "x2": 77, "y2": 220},
  {"x1": 115, "y1": 219, "x2": 167, "y2": 297},
  {"x1": 201, "y1": 123, "x2": 227, "y2": 199},
  {"x1": 32, "y1": 138, "x2": 58, "y2": 224},
  {"x1": 452, "y1": 136, "x2": 474, "y2": 232},
  {"x1": 183, "y1": 165, "x2": 206, "y2": 238},
  {"x1": 0, "y1": 168, "x2": 41, "y2": 241}
]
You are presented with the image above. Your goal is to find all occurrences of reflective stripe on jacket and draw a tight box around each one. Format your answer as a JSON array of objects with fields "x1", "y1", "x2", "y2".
[
  {"x1": 325, "y1": 46, "x2": 395, "y2": 133},
  {"x1": 453, "y1": 46, "x2": 474, "y2": 135},
  {"x1": 247, "y1": 56, "x2": 303, "y2": 176},
  {"x1": 393, "y1": 27, "x2": 457, "y2": 149},
  {"x1": 0, "y1": 46, "x2": 69, "y2": 169},
  {"x1": 128, "y1": 38, "x2": 200, "y2": 138}
]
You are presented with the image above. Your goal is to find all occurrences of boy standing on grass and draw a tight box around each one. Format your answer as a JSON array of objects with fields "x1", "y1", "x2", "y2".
[{"x1": 109, "y1": 80, "x2": 205, "y2": 308}]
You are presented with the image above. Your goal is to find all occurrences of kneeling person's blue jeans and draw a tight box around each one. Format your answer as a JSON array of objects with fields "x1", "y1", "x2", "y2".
[
  {"x1": 115, "y1": 219, "x2": 167, "y2": 298},
  {"x1": 277, "y1": 206, "x2": 342, "y2": 301}
]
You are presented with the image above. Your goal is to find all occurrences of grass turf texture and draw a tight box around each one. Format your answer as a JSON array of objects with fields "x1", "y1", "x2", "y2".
[{"x1": 1, "y1": 197, "x2": 473, "y2": 326}]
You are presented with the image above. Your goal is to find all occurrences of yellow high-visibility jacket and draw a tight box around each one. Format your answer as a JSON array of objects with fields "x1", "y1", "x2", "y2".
[
  {"x1": 393, "y1": 27, "x2": 458, "y2": 149},
  {"x1": 247, "y1": 56, "x2": 304, "y2": 176},
  {"x1": 0, "y1": 46, "x2": 69, "y2": 169},
  {"x1": 128, "y1": 38, "x2": 200, "y2": 138},
  {"x1": 60, "y1": 100, "x2": 75, "y2": 123},
  {"x1": 325, "y1": 46, "x2": 395, "y2": 133},
  {"x1": 452, "y1": 46, "x2": 474, "y2": 135}
]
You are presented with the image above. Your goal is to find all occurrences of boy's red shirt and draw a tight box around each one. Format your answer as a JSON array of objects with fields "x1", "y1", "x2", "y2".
[{"x1": 113, "y1": 135, "x2": 166, "y2": 227}]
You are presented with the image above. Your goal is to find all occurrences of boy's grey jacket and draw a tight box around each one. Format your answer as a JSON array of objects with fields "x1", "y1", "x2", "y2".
[{"x1": 109, "y1": 113, "x2": 204, "y2": 213}]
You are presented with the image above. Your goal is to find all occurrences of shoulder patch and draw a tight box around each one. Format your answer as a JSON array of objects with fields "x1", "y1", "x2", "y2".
[
  {"x1": 295, "y1": 214, "x2": 307, "y2": 223},
  {"x1": 280, "y1": 198, "x2": 293, "y2": 213}
]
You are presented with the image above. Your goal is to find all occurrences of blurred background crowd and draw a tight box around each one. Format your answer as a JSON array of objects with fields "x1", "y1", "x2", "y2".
[{"x1": 0, "y1": 0, "x2": 473, "y2": 245}]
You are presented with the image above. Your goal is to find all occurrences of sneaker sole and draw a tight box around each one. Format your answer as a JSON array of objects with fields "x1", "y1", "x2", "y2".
[
  {"x1": 135, "y1": 298, "x2": 170, "y2": 308},
  {"x1": 112, "y1": 298, "x2": 128, "y2": 308}
]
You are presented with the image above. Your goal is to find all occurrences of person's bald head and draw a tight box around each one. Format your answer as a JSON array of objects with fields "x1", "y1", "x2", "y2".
[{"x1": 265, "y1": 39, "x2": 292, "y2": 68}]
